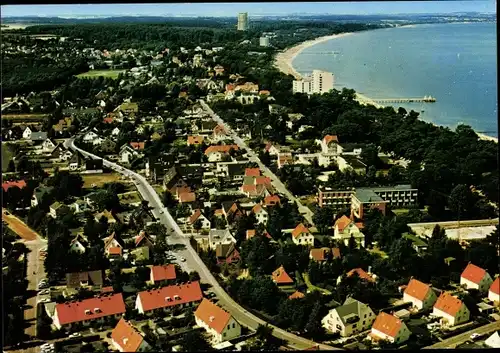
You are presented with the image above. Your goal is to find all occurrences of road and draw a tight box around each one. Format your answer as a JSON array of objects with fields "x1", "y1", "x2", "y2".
[
  {"x1": 65, "y1": 138, "x2": 338, "y2": 350},
  {"x1": 3, "y1": 211, "x2": 47, "y2": 353},
  {"x1": 423, "y1": 321, "x2": 500, "y2": 349},
  {"x1": 199, "y1": 99, "x2": 315, "y2": 226}
]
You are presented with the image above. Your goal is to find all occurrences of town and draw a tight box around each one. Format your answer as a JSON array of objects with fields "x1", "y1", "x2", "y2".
[{"x1": 2, "y1": 9, "x2": 499, "y2": 353}]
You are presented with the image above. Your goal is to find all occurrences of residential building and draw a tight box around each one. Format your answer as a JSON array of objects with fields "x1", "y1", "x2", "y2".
[
  {"x1": 208, "y1": 229, "x2": 237, "y2": 251},
  {"x1": 135, "y1": 231, "x2": 154, "y2": 251},
  {"x1": 263, "y1": 194, "x2": 281, "y2": 207},
  {"x1": 69, "y1": 235, "x2": 88, "y2": 254},
  {"x1": 346, "y1": 268, "x2": 377, "y2": 283},
  {"x1": 30, "y1": 131, "x2": 48, "y2": 142},
  {"x1": 22, "y1": 126, "x2": 33, "y2": 139},
  {"x1": 259, "y1": 36, "x2": 270, "y2": 47},
  {"x1": 246, "y1": 229, "x2": 273, "y2": 241},
  {"x1": 189, "y1": 209, "x2": 211, "y2": 231},
  {"x1": 488, "y1": 277, "x2": 500, "y2": 303},
  {"x1": 289, "y1": 291, "x2": 305, "y2": 300},
  {"x1": 292, "y1": 70, "x2": 334, "y2": 94},
  {"x1": 351, "y1": 189, "x2": 388, "y2": 219},
  {"x1": 272, "y1": 265, "x2": 294, "y2": 285},
  {"x1": 135, "y1": 281, "x2": 203, "y2": 314},
  {"x1": 291, "y1": 223, "x2": 314, "y2": 246},
  {"x1": 95, "y1": 210, "x2": 117, "y2": 224},
  {"x1": 403, "y1": 278, "x2": 438, "y2": 311},
  {"x1": 251, "y1": 204, "x2": 268, "y2": 225},
  {"x1": 432, "y1": 292, "x2": 470, "y2": 327},
  {"x1": 292, "y1": 78, "x2": 314, "y2": 94},
  {"x1": 42, "y1": 138, "x2": 56, "y2": 152},
  {"x1": 195, "y1": 298, "x2": 242, "y2": 344},
  {"x1": 111, "y1": 318, "x2": 151, "y2": 352},
  {"x1": 2, "y1": 180, "x2": 27, "y2": 192},
  {"x1": 150, "y1": 264, "x2": 176, "y2": 284},
  {"x1": 49, "y1": 201, "x2": 70, "y2": 219},
  {"x1": 66, "y1": 270, "x2": 103, "y2": 289},
  {"x1": 309, "y1": 247, "x2": 341, "y2": 262},
  {"x1": 53, "y1": 293, "x2": 126, "y2": 330},
  {"x1": 369, "y1": 312, "x2": 411, "y2": 344},
  {"x1": 216, "y1": 243, "x2": 240, "y2": 265},
  {"x1": 460, "y1": 263, "x2": 493, "y2": 293},
  {"x1": 187, "y1": 135, "x2": 205, "y2": 146},
  {"x1": 484, "y1": 331, "x2": 500, "y2": 348},
  {"x1": 119, "y1": 145, "x2": 140, "y2": 164},
  {"x1": 322, "y1": 298, "x2": 375, "y2": 337},
  {"x1": 104, "y1": 233, "x2": 123, "y2": 258},
  {"x1": 204, "y1": 145, "x2": 239, "y2": 162},
  {"x1": 237, "y1": 12, "x2": 248, "y2": 31},
  {"x1": 333, "y1": 215, "x2": 365, "y2": 247}
]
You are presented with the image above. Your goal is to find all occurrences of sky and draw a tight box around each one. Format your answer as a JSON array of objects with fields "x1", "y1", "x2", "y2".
[{"x1": 1, "y1": 1, "x2": 496, "y2": 18}]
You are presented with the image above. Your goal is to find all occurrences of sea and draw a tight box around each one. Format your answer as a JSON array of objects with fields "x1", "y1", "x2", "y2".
[{"x1": 292, "y1": 22, "x2": 498, "y2": 138}]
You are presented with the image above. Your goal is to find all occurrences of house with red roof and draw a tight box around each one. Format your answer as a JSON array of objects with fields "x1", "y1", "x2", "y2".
[
  {"x1": 149, "y1": 264, "x2": 176, "y2": 284},
  {"x1": 111, "y1": 318, "x2": 151, "y2": 352},
  {"x1": 263, "y1": 194, "x2": 281, "y2": 207},
  {"x1": 277, "y1": 152, "x2": 293, "y2": 169},
  {"x1": 488, "y1": 277, "x2": 500, "y2": 304},
  {"x1": 246, "y1": 229, "x2": 273, "y2": 241},
  {"x1": 322, "y1": 297, "x2": 375, "y2": 337},
  {"x1": 320, "y1": 135, "x2": 342, "y2": 155},
  {"x1": 178, "y1": 191, "x2": 196, "y2": 204},
  {"x1": 369, "y1": 312, "x2": 411, "y2": 344},
  {"x1": 460, "y1": 263, "x2": 493, "y2": 293},
  {"x1": 195, "y1": 298, "x2": 241, "y2": 344},
  {"x1": 187, "y1": 135, "x2": 205, "y2": 146},
  {"x1": 53, "y1": 293, "x2": 126, "y2": 330},
  {"x1": 2, "y1": 180, "x2": 27, "y2": 192},
  {"x1": 135, "y1": 231, "x2": 154, "y2": 251},
  {"x1": 333, "y1": 215, "x2": 365, "y2": 247},
  {"x1": 291, "y1": 223, "x2": 314, "y2": 246},
  {"x1": 135, "y1": 281, "x2": 203, "y2": 315},
  {"x1": 212, "y1": 124, "x2": 228, "y2": 143},
  {"x1": 309, "y1": 248, "x2": 333, "y2": 262},
  {"x1": 272, "y1": 265, "x2": 294, "y2": 285},
  {"x1": 289, "y1": 291, "x2": 305, "y2": 300},
  {"x1": 189, "y1": 209, "x2": 211, "y2": 231},
  {"x1": 130, "y1": 142, "x2": 145, "y2": 150},
  {"x1": 403, "y1": 278, "x2": 438, "y2": 311},
  {"x1": 204, "y1": 144, "x2": 239, "y2": 162},
  {"x1": 432, "y1": 292, "x2": 470, "y2": 327},
  {"x1": 104, "y1": 233, "x2": 123, "y2": 258},
  {"x1": 251, "y1": 204, "x2": 269, "y2": 225},
  {"x1": 245, "y1": 168, "x2": 260, "y2": 177},
  {"x1": 216, "y1": 243, "x2": 240, "y2": 265},
  {"x1": 345, "y1": 268, "x2": 377, "y2": 283}
]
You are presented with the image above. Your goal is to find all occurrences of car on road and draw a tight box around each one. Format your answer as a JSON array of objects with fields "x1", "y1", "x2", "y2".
[
  {"x1": 38, "y1": 283, "x2": 49, "y2": 290},
  {"x1": 159, "y1": 210, "x2": 164, "y2": 214},
  {"x1": 470, "y1": 333, "x2": 482, "y2": 340},
  {"x1": 39, "y1": 289, "x2": 50, "y2": 295},
  {"x1": 180, "y1": 257, "x2": 186, "y2": 262},
  {"x1": 69, "y1": 332, "x2": 81, "y2": 338}
]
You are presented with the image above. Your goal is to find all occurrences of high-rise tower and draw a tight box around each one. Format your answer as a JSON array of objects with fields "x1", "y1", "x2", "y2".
[{"x1": 237, "y1": 12, "x2": 248, "y2": 31}]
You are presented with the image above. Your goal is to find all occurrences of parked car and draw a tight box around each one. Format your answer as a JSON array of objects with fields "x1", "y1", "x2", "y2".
[
  {"x1": 37, "y1": 298, "x2": 51, "y2": 304},
  {"x1": 180, "y1": 257, "x2": 186, "y2": 262},
  {"x1": 470, "y1": 333, "x2": 482, "y2": 340},
  {"x1": 69, "y1": 332, "x2": 81, "y2": 338},
  {"x1": 39, "y1": 289, "x2": 50, "y2": 295}
]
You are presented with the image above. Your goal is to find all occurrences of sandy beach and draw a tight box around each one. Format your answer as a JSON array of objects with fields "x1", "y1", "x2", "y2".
[{"x1": 274, "y1": 32, "x2": 498, "y2": 143}]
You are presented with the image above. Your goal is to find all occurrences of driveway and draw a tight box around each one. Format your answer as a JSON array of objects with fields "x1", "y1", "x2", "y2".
[{"x1": 66, "y1": 138, "x2": 338, "y2": 350}]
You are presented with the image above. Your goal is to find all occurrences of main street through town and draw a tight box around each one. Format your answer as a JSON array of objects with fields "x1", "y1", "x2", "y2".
[
  {"x1": 65, "y1": 138, "x2": 339, "y2": 350},
  {"x1": 423, "y1": 320, "x2": 500, "y2": 349},
  {"x1": 199, "y1": 99, "x2": 316, "y2": 227}
]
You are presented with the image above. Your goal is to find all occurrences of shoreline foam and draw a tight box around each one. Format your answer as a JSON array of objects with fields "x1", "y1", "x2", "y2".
[{"x1": 274, "y1": 29, "x2": 498, "y2": 144}]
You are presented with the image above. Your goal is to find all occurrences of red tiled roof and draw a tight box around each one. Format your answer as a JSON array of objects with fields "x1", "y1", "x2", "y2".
[
  {"x1": 334, "y1": 215, "x2": 352, "y2": 232},
  {"x1": 310, "y1": 248, "x2": 330, "y2": 261},
  {"x1": 461, "y1": 263, "x2": 488, "y2": 285},
  {"x1": 111, "y1": 318, "x2": 145, "y2": 352},
  {"x1": 151, "y1": 264, "x2": 176, "y2": 282},
  {"x1": 204, "y1": 144, "x2": 239, "y2": 156},
  {"x1": 189, "y1": 209, "x2": 202, "y2": 224},
  {"x1": 179, "y1": 192, "x2": 196, "y2": 203},
  {"x1": 252, "y1": 204, "x2": 265, "y2": 214},
  {"x1": 490, "y1": 277, "x2": 500, "y2": 295},
  {"x1": 135, "y1": 231, "x2": 152, "y2": 247},
  {"x1": 255, "y1": 176, "x2": 271, "y2": 185},
  {"x1": 323, "y1": 135, "x2": 339, "y2": 145},
  {"x1": 245, "y1": 168, "x2": 261, "y2": 177},
  {"x1": 187, "y1": 136, "x2": 205, "y2": 145},
  {"x1": 272, "y1": 265, "x2": 294, "y2": 284},
  {"x1": 108, "y1": 247, "x2": 122, "y2": 255},
  {"x1": 288, "y1": 291, "x2": 305, "y2": 300},
  {"x1": 2, "y1": 180, "x2": 27, "y2": 192},
  {"x1": 136, "y1": 281, "x2": 203, "y2": 312},
  {"x1": 433, "y1": 292, "x2": 464, "y2": 316},
  {"x1": 103, "y1": 116, "x2": 114, "y2": 124},
  {"x1": 332, "y1": 247, "x2": 341, "y2": 259},
  {"x1": 246, "y1": 230, "x2": 256, "y2": 240},
  {"x1": 372, "y1": 312, "x2": 403, "y2": 339},
  {"x1": 213, "y1": 124, "x2": 227, "y2": 135},
  {"x1": 130, "y1": 142, "x2": 145, "y2": 150},
  {"x1": 292, "y1": 223, "x2": 310, "y2": 239},
  {"x1": 347, "y1": 268, "x2": 375, "y2": 282},
  {"x1": 259, "y1": 90, "x2": 271, "y2": 95},
  {"x1": 264, "y1": 194, "x2": 280, "y2": 206},
  {"x1": 404, "y1": 278, "x2": 431, "y2": 301},
  {"x1": 194, "y1": 298, "x2": 232, "y2": 334},
  {"x1": 214, "y1": 209, "x2": 224, "y2": 217},
  {"x1": 55, "y1": 293, "x2": 126, "y2": 326}
]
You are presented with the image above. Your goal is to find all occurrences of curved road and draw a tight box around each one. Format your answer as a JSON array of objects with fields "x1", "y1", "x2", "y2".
[
  {"x1": 199, "y1": 99, "x2": 315, "y2": 226},
  {"x1": 65, "y1": 138, "x2": 338, "y2": 351}
]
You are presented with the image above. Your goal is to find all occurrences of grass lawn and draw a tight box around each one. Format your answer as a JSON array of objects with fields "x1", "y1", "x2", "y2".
[
  {"x1": 302, "y1": 272, "x2": 332, "y2": 295},
  {"x1": 76, "y1": 69, "x2": 125, "y2": 79},
  {"x1": 118, "y1": 191, "x2": 142, "y2": 204},
  {"x1": 368, "y1": 247, "x2": 388, "y2": 259},
  {"x1": 82, "y1": 173, "x2": 122, "y2": 188},
  {"x1": 1, "y1": 144, "x2": 13, "y2": 172}
]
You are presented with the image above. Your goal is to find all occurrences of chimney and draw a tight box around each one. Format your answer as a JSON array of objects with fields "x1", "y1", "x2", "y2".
[
  {"x1": 368, "y1": 266, "x2": 372, "y2": 274},
  {"x1": 123, "y1": 338, "x2": 129, "y2": 345},
  {"x1": 209, "y1": 315, "x2": 215, "y2": 322}
]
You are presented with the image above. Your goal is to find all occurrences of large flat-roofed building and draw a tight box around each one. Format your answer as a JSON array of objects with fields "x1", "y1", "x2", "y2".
[
  {"x1": 259, "y1": 36, "x2": 270, "y2": 47},
  {"x1": 237, "y1": 12, "x2": 248, "y2": 31},
  {"x1": 318, "y1": 185, "x2": 418, "y2": 218},
  {"x1": 292, "y1": 78, "x2": 313, "y2": 94},
  {"x1": 293, "y1": 70, "x2": 334, "y2": 95}
]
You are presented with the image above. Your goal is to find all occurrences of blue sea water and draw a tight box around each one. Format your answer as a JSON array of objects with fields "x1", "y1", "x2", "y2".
[{"x1": 292, "y1": 22, "x2": 498, "y2": 137}]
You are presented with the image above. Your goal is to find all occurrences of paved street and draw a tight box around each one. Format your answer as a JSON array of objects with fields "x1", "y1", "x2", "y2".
[
  {"x1": 66, "y1": 138, "x2": 338, "y2": 350},
  {"x1": 199, "y1": 99, "x2": 315, "y2": 226},
  {"x1": 424, "y1": 321, "x2": 500, "y2": 349}
]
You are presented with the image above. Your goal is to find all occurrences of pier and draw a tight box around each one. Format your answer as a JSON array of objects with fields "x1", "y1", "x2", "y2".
[
  {"x1": 372, "y1": 96, "x2": 436, "y2": 103},
  {"x1": 301, "y1": 51, "x2": 341, "y2": 55}
]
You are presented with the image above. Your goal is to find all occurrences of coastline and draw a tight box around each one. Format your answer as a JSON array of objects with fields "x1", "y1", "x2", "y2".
[{"x1": 274, "y1": 29, "x2": 498, "y2": 144}]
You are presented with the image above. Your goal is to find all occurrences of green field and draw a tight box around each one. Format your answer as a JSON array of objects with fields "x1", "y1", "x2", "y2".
[{"x1": 76, "y1": 69, "x2": 125, "y2": 79}]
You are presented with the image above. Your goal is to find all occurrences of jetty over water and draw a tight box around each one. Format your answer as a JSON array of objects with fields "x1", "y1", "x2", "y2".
[{"x1": 372, "y1": 96, "x2": 436, "y2": 104}]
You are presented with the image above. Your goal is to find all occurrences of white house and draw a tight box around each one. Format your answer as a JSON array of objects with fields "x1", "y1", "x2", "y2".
[
  {"x1": 194, "y1": 298, "x2": 241, "y2": 344},
  {"x1": 432, "y1": 292, "x2": 470, "y2": 327},
  {"x1": 370, "y1": 312, "x2": 411, "y2": 345},
  {"x1": 251, "y1": 204, "x2": 268, "y2": 225},
  {"x1": 111, "y1": 127, "x2": 121, "y2": 137},
  {"x1": 83, "y1": 130, "x2": 99, "y2": 143},
  {"x1": 42, "y1": 138, "x2": 56, "y2": 152},
  {"x1": 403, "y1": 278, "x2": 438, "y2": 311},
  {"x1": 22, "y1": 126, "x2": 33, "y2": 139},
  {"x1": 460, "y1": 263, "x2": 493, "y2": 293},
  {"x1": 488, "y1": 277, "x2": 500, "y2": 303},
  {"x1": 322, "y1": 298, "x2": 375, "y2": 337},
  {"x1": 119, "y1": 145, "x2": 140, "y2": 164},
  {"x1": 189, "y1": 209, "x2": 211, "y2": 231},
  {"x1": 291, "y1": 223, "x2": 315, "y2": 246},
  {"x1": 69, "y1": 236, "x2": 87, "y2": 254},
  {"x1": 333, "y1": 215, "x2": 365, "y2": 247},
  {"x1": 208, "y1": 229, "x2": 237, "y2": 251},
  {"x1": 111, "y1": 318, "x2": 151, "y2": 352},
  {"x1": 320, "y1": 135, "x2": 343, "y2": 156}
]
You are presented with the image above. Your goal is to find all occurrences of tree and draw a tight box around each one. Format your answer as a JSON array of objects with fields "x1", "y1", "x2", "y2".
[
  {"x1": 304, "y1": 301, "x2": 325, "y2": 339},
  {"x1": 312, "y1": 206, "x2": 335, "y2": 234},
  {"x1": 178, "y1": 330, "x2": 213, "y2": 352},
  {"x1": 448, "y1": 184, "x2": 474, "y2": 220},
  {"x1": 7, "y1": 160, "x2": 15, "y2": 172}
]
